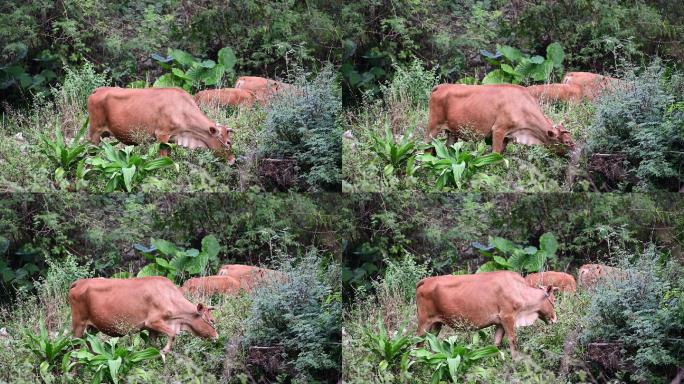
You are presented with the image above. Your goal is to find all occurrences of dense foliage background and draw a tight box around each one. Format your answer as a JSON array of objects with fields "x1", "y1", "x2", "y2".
[
  {"x1": 0, "y1": 193, "x2": 347, "y2": 383},
  {"x1": 342, "y1": 193, "x2": 684, "y2": 383}
]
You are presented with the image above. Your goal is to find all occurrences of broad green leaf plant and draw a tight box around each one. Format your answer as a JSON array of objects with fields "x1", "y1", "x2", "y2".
[
  {"x1": 23, "y1": 318, "x2": 75, "y2": 383},
  {"x1": 136, "y1": 235, "x2": 221, "y2": 283},
  {"x1": 369, "y1": 123, "x2": 420, "y2": 178},
  {"x1": 411, "y1": 332, "x2": 501, "y2": 384},
  {"x1": 39, "y1": 118, "x2": 90, "y2": 189},
  {"x1": 416, "y1": 141, "x2": 504, "y2": 190},
  {"x1": 85, "y1": 142, "x2": 173, "y2": 192},
  {"x1": 152, "y1": 47, "x2": 237, "y2": 92},
  {"x1": 71, "y1": 334, "x2": 159, "y2": 384},
  {"x1": 475, "y1": 232, "x2": 559, "y2": 273},
  {"x1": 479, "y1": 42, "x2": 565, "y2": 84}
]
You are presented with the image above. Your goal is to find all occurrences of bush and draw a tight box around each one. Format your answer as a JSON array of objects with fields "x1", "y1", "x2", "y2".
[
  {"x1": 584, "y1": 61, "x2": 684, "y2": 191},
  {"x1": 245, "y1": 251, "x2": 341, "y2": 383},
  {"x1": 580, "y1": 246, "x2": 684, "y2": 381},
  {"x1": 260, "y1": 66, "x2": 342, "y2": 192},
  {"x1": 380, "y1": 59, "x2": 439, "y2": 108}
]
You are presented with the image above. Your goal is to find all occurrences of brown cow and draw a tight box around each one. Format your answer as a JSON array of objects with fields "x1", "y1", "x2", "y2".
[
  {"x1": 217, "y1": 264, "x2": 287, "y2": 291},
  {"x1": 562, "y1": 72, "x2": 627, "y2": 100},
  {"x1": 68, "y1": 277, "x2": 218, "y2": 360},
  {"x1": 524, "y1": 271, "x2": 577, "y2": 292},
  {"x1": 526, "y1": 83, "x2": 583, "y2": 104},
  {"x1": 416, "y1": 271, "x2": 558, "y2": 357},
  {"x1": 181, "y1": 275, "x2": 242, "y2": 296},
  {"x1": 426, "y1": 84, "x2": 575, "y2": 153},
  {"x1": 578, "y1": 264, "x2": 626, "y2": 287},
  {"x1": 87, "y1": 87, "x2": 235, "y2": 164},
  {"x1": 234, "y1": 76, "x2": 295, "y2": 102},
  {"x1": 194, "y1": 88, "x2": 257, "y2": 108}
]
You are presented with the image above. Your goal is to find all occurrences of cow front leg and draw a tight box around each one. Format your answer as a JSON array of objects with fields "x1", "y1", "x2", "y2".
[
  {"x1": 500, "y1": 315, "x2": 518, "y2": 359},
  {"x1": 491, "y1": 128, "x2": 508, "y2": 153},
  {"x1": 155, "y1": 132, "x2": 172, "y2": 157},
  {"x1": 494, "y1": 325, "x2": 505, "y2": 348},
  {"x1": 147, "y1": 320, "x2": 176, "y2": 362}
]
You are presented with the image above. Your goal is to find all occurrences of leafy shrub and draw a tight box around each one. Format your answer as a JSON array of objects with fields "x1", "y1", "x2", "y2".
[
  {"x1": 369, "y1": 123, "x2": 420, "y2": 179},
  {"x1": 580, "y1": 247, "x2": 683, "y2": 381},
  {"x1": 381, "y1": 59, "x2": 439, "y2": 108},
  {"x1": 584, "y1": 61, "x2": 684, "y2": 191},
  {"x1": 363, "y1": 319, "x2": 417, "y2": 374},
  {"x1": 416, "y1": 141, "x2": 504, "y2": 190},
  {"x1": 411, "y1": 332, "x2": 501, "y2": 384},
  {"x1": 85, "y1": 142, "x2": 174, "y2": 192},
  {"x1": 376, "y1": 254, "x2": 431, "y2": 303},
  {"x1": 23, "y1": 318, "x2": 75, "y2": 382},
  {"x1": 260, "y1": 67, "x2": 342, "y2": 191},
  {"x1": 152, "y1": 47, "x2": 237, "y2": 93},
  {"x1": 71, "y1": 334, "x2": 160, "y2": 384},
  {"x1": 480, "y1": 42, "x2": 565, "y2": 84},
  {"x1": 52, "y1": 61, "x2": 109, "y2": 113},
  {"x1": 136, "y1": 235, "x2": 220, "y2": 283},
  {"x1": 245, "y1": 251, "x2": 341, "y2": 382},
  {"x1": 39, "y1": 119, "x2": 89, "y2": 189},
  {"x1": 475, "y1": 232, "x2": 559, "y2": 273}
]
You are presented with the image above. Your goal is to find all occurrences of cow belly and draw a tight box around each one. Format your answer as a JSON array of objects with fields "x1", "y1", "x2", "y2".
[
  {"x1": 515, "y1": 310, "x2": 540, "y2": 327},
  {"x1": 175, "y1": 134, "x2": 208, "y2": 149},
  {"x1": 510, "y1": 131, "x2": 543, "y2": 146}
]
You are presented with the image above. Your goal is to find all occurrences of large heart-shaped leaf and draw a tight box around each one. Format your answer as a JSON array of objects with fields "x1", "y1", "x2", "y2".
[{"x1": 546, "y1": 42, "x2": 565, "y2": 68}]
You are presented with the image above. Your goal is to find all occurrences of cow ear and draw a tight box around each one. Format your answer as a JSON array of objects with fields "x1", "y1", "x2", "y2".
[
  {"x1": 197, "y1": 303, "x2": 205, "y2": 312},
  {"x1": 209, "y1": 126, "x2": 218, "y2": 136},
  {"x1": 547, "y1": 130, "x2": 557, "y2": 138},
  {"x1": 545, "y1": 285, "x2": 555, "y2": 295}
]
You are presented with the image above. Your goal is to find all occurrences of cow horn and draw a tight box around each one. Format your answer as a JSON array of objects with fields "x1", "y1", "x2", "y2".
[{"x1": 207, "y1": 305, "x2": 217, "y2": 311}]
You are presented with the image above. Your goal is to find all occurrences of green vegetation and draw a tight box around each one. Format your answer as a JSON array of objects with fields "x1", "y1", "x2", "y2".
[
  {"x1": 480, "y1": 42, "x2": 565, "y2": 85},
  {"x1": 344, "y1": 59, "x2": 683, "y2": 192},
  {"x1": 343, "y1": 193, "x2": 684, "y2": 383},
  {"x1": 0, "y1": 194, "x2": 345, "y2": 382},
  {"x1": 0, "y1": 61, "x2": 341, "y2": 192},
  {"x1": 135, "y1": 235, "x2": 220, "y2": 282},
  {"x1": 70, "y1": 334, "x2": 161, "y2": 384},
  {"x1": 475, "y1": 232, "x2": 559, "y2": 273},
  {"x1": 412, "y1": 333, "x2": 501, "y2": 384},
  {"x1": 151, "y1": 47, "x2": 237, "y2": 93}
]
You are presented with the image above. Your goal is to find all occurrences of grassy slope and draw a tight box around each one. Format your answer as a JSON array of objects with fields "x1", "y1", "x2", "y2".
[
  {"x1": 0, "y1": 95, "x2": 266, "y2": 192},
  {"x1": 343, "y1": 94, "x2": 598, "y2": 193}
]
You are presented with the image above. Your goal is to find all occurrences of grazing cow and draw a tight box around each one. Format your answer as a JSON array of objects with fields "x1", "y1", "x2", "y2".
[
  {"x1": 181, "y1": 276, "x2": 242, "y2": 296},
  {"x1": 194, "y1": 88, "x2": 257, "y2": 107},
  {"x1": 526, "y1": 83, "x2": 583, "y2": 104},
  {"x1": 416, "y1": 271, "x2": 558, "y2": 357},
  {"x1": 426, "y1": 84, "x2": 575, "y2": 153},
  {"x1": 234, "y1": 76, "x2": 295, "y2": 102},
  {"x1": 68, "y1": 277, "x2": 218, "y2": 359},
  {"x1": 217, "y1": 264, "x2": 287, "y2": 291},
  {"x1": 524, "y1": 271, "x2": 577, "y2": 292},
  {"x1": 578, "y1": 264, "x2": 626, "y2": 287},
  {"x1": 562, "y1": 72, "x2": 627, "y2": 100},
  {"x1": 87, "y1": 87, "x2": 235, "y2": 164}
]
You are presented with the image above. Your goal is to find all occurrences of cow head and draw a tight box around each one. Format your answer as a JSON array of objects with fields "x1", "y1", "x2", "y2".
[
  {"x1": 538, "y1": 286, "x2": 559, "y2": 324},
  {"x1": 547, "y1": 123, "x2": 575, "y2": 152},
  {"x1": 188, "y1": 303, "x2": 219, "y2": 340},
  {"x1": 210, "y1": 123, "x2": 235, "y2": 164}
]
